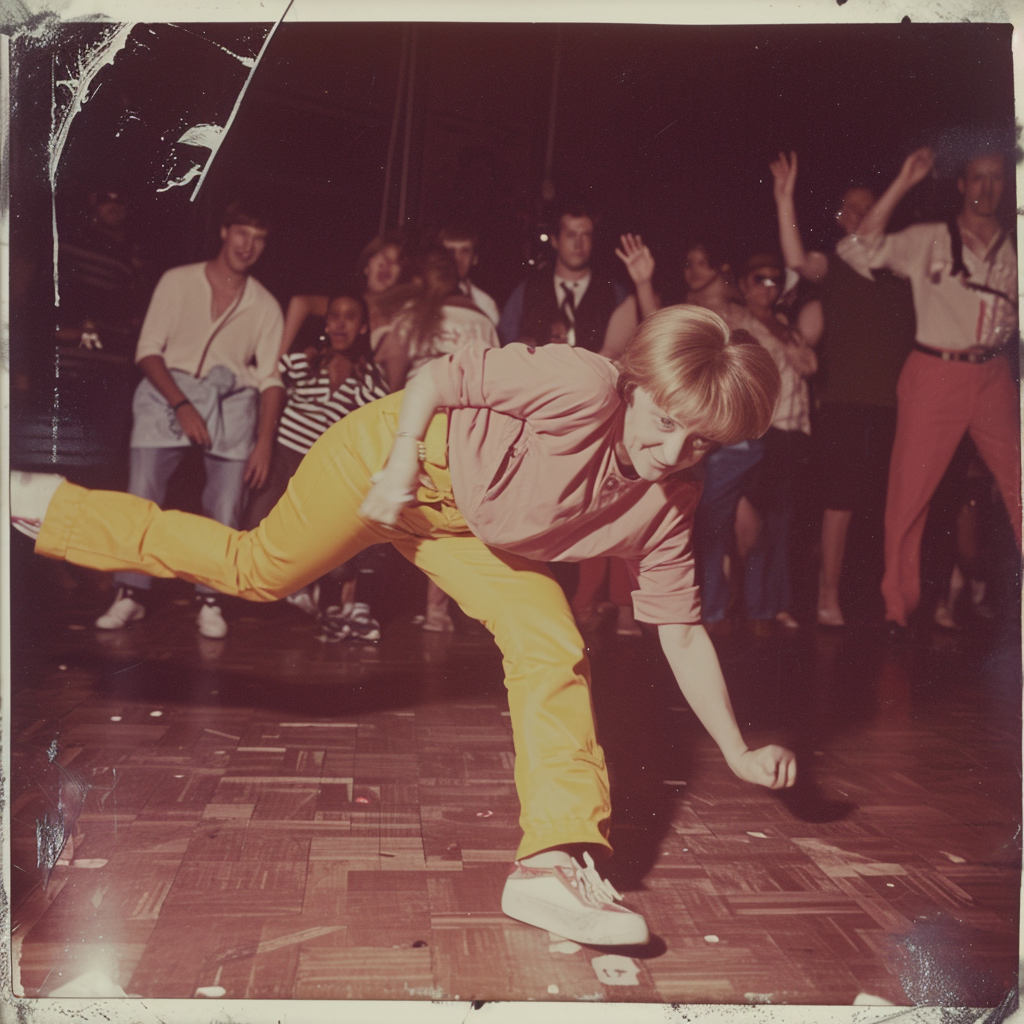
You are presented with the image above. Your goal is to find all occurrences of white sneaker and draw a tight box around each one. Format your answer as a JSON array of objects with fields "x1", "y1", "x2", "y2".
[
  {"x1": 286, "y1": 584, "x2": 320, "y2": 617},
  {"x1": 95, "y1": 588, "x2": 146, "y2": 630},
  {"x1": 197, "y1": 600, "x2": 228, "y2": 639},
  {"x1": 501, "y1": 852, "x2": 649, "y2": 946},
  {"x1": 10, "y1": 471, "x2": 66, "y2": 540},
  {"x1": 347, "y1": 602, "x2": 381, "y2": 642}
]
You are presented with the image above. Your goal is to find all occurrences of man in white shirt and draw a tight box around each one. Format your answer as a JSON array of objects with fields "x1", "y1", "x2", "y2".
[
  {"x1": 96, "y1": 199, "x2": 285, "y2": 638},
  {"x1": 437, "y1": 225, "x2": 500, "y2": 327},
  {"x1": 498, "y1": 203, "x2": 625, "y2": 352},
  {"x1": 838, "y1": 146, "x2": 1020, "y2": 636}
]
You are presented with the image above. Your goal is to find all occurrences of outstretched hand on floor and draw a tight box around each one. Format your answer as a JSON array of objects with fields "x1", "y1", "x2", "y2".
[{"x1": 728, "y1": 744, "x2": 797, "y2": 789}]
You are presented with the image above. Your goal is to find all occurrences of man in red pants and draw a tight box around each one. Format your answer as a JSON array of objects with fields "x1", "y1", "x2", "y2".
[{"x1": 837, "y1": 145, "x2": 1019, "y2": 636}]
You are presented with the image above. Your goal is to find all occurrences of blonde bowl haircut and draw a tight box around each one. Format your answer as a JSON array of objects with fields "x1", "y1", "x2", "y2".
[{"x1": 616, "y1": 304, "x2": 781, "y2": 446}]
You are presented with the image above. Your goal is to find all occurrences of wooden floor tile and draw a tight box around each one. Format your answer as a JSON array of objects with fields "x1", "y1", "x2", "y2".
[{"x1": 9, "y1": 575, "x2": 1020, "y2": 1005}]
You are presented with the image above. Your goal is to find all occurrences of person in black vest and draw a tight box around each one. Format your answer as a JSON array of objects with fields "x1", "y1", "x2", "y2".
[{"x1": 499, "y1": 203, "x2": 625, "y2": 351}]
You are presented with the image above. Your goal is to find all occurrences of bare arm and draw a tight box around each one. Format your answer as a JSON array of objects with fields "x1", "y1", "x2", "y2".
[
  {"x1": 137, "y1": 353, "x2": 211, "y2": 448},
  {"x1": 374, "y1": 325, "x2": 412, "y2": 393},
  {"x1": 280, "y1": 294, "x2": 330, "y2": 358},
  {"x1": 855, "y1": 147, "x2": 934, "y2": 241},
  {"x1": 243, "y1": 385, "x2": 286, "y2": 489},
  {"x1": 770, "y1": 151, "x2": 829, "y2": 283},
  {"x1": 658, "y1": 622, "x2": 797, "y2": 789},
  {"x1": 615, "y1": 233, "x2": 660, "y2": 320},
  {"x1": 600, "y1": 296, "x2": 640, "y2": 362},
  {"x1": 357, "y1": 368, "x2": 443, "y2": 525},
  {"x1": 796, "y1": 298, "x2": 823, "y2": 348}
]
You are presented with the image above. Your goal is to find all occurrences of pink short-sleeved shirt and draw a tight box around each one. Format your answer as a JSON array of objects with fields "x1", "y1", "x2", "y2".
[{"x1": 427, "y1": 343, "x2": 704, "y2": 625}]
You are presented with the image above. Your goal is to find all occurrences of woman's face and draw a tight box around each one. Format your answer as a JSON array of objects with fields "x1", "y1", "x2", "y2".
[
  {"x1": 364, "y1": 245, "x2": 402, "y2": 294},
  {"x1": 325, "y1": 297, "x2": 366, "y2": 352},
  {"x1": 739, "y1": 267, "x2": 781, "y2": 314},
  {"x1": 683, "y1": 248, "x2": 720, "y2": 294},
  {"x1": 618, "y1": 387, "x2": 717, "y2": 482}
]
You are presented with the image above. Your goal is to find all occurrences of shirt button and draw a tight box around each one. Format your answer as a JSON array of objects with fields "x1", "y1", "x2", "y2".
[{"x1": 603, "y1": 479, "x2": 618, "y2": 490}]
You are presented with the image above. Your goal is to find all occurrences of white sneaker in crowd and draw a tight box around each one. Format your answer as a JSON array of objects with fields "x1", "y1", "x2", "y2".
[
  {"x1": 197, "y1": 599, "x2": 228, "y2": 639},
  {"x1": 285, "y1": 584, "x2": 320, "y2": 617},
  {"x1": 501, "y1": 851, "x2": 649, "y2": 946},
  {"x1": 10, "y1": 471, "x2": 66, "y2": 540},
  {"x1": 346, "y1": 602, "x2": 381, "y2": 642},
  {"x1": 95, "y1": 587, "x2": 146, "y2": 630}
]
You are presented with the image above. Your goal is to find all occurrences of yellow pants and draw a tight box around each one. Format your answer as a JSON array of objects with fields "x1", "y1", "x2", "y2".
[{"x1": 36, "y1": 392, "x2": 611, "y2": 860}]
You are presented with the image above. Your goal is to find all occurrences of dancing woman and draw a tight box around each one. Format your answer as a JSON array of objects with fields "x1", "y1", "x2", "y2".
[{"x1": 13, "y1": 305, "x2": 795, "y2": 946}]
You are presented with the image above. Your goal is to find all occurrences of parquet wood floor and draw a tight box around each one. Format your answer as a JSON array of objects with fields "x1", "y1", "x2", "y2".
[{"x1": 6, "y1": 558, "x2": 1020, "y2": 1008}]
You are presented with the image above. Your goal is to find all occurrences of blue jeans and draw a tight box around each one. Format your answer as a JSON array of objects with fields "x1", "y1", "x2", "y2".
[
  {"x1": 745, "y1": 428, "x2": 812, "y2": 620},
  {"x1": 694, "y1": 439, "x2": 764, "y2": 622},
  {"x1": 115, "y1": 446, "x2": 248, "y2": 595}
]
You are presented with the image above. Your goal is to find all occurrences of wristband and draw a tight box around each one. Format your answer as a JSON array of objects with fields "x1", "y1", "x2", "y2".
[
  {"x1": 172, "y1": 398, "x2": 192, "y2": 412},
  {"x1": 395, "y1": 430, "x2": 427, "y2": 462}
]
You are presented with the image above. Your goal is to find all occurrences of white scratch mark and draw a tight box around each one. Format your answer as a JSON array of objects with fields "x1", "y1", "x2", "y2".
[
  {"x1": 49, "y1": 23, "x2": 137, "y2": 303},
  {"x1": 212, "y1": 43, "x2": 256, "y2": 68},
  {"x1": 177, "y1": 123, "x2": 224, "y2": 149},
  {"x1": 51, "y1": 350, "x2": 60, "y2": 461},
  {"x1": 189, "y1": 1, "x2": 294, "y2": 202},
  {"x1": 167, "y1": 24, "x2": 258, "y2": 68},
  {"x1": 203, "y1": 728, "x2": 241, "y2": 740},
  {"x1": 157, "y1": 163, "x2": 203, "y2": 193}
]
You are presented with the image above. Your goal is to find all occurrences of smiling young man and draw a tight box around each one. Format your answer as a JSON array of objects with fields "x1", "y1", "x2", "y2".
[
  {"x1": 15, "y1": 304, "x2": 792, "y2": 946},
  {"x1": 837, "y1": 145, "x2": 1020, "y2": 636},
  {"x1": 94, "y1": 198, "x2": 285, "y2": 638},
  {"x1": 498, "y1": 202, "x2": 625, "y2": 351}
]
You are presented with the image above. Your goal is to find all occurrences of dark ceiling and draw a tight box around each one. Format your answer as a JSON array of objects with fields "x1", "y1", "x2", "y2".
[{"x1": 10, "y1": 19, "x2": 1016, "y2": 310}]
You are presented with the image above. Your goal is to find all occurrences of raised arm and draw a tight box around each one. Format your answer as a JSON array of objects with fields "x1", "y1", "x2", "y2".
[
  {"x1": 280, "y1": 294, "x2": 329, "y2": 358},
  {"x1": 770, "y1": 151, "x2": 828, "y2": 283},
  {"x1": 854, "y1": 147, "x2": 934, "y2": 241},
  {"x1": 659, "y1": 623, "x2": 796, "y2": 789},
  {"x1": 615, "y1": 233, "x2": 660, "y2": 320},
  {"x1": 373, "y1": 323, "x2": 412, "y2": 393},
  {"x1": 600, "y1": 297, "x2": 639, "y2": 362}
]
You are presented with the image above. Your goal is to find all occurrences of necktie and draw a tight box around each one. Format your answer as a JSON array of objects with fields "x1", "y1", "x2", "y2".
[{"x1": 560, "y1": 282, "x2": 577, "y2": 346}]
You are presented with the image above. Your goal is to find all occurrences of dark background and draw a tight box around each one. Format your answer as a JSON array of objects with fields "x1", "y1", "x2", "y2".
[{"x1": 9, "y1": 19, "x2": 1017, "y2": 321}]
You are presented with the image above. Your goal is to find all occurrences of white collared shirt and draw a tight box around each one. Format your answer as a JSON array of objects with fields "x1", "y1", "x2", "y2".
[
  {"x1": 837, "y1": 222, "x2": 1017, "y2": 352},
  {"x1": 461, "y1": 280, "x2": 500, "y2": 326},
  {"x1": 134, "y1": 262, "x2": 284, "y2": 391},
  {"x1": 553, "y1": 272, "x2": 592, "y2": 346}
]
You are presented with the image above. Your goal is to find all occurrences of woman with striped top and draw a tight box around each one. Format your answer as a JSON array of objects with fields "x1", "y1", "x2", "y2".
[{"x1": 245, "y1": 291, "x2": 388, "y2": 640}]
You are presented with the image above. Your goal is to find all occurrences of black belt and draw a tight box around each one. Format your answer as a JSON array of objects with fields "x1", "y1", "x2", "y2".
[{"x1": 913, "y1": 341, "x2": 1005, "y2": 364}]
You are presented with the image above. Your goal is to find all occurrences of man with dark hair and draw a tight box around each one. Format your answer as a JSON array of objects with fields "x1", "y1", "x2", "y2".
[
  {"x1": 498, "y1": 204, "x2": 625, "y2": 351},
  {"x1": 838, "y1": 146, "x2": 1020, "y2": 637},
  {"x1": 94, "y1": 198, "x2": 285, "y2": 638},
  {"x1": 437, "y1": 225, "x2": 500, "y2": 326}
]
